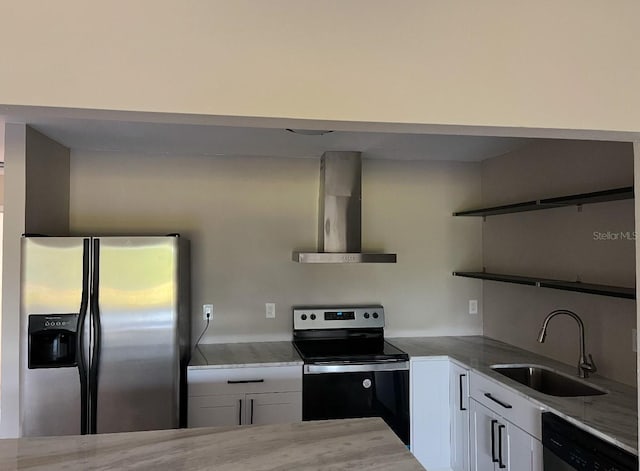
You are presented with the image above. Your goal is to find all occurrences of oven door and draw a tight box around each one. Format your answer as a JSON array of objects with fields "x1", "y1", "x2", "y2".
[{"x1": 302, "y1": 362, "x2": 410, "y2": 445}]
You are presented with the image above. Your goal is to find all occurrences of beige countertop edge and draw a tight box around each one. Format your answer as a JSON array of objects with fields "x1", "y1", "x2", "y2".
[{"x1": 188, "y1": 360, "x2": 304, "y2": 370}]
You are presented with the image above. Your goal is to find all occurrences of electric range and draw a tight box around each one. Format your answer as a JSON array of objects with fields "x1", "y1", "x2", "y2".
[{"x1": 292, "y1": 305, "x2": 410, "y2": 445}]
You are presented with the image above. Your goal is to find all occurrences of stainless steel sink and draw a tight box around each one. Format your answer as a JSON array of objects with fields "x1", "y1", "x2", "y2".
[{"x1": 490, "y1": 364, "x2": 607, "y2": 397}]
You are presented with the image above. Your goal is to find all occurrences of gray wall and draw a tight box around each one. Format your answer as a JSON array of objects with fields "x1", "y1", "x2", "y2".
[
  {"x1": 0, "y1": 125, "x2": 70, "y2": 437},
  {"x1": 0, "y1": 123, "x2": 25, "y2": 438},
  {"x1": 24, "y1": 128, "x2": 70, "y2": 235},
  {"x1": 481, "y1": 140, "x2": 636, "y2": 385},
  {"x1": 69, "y1": 151, "x2": 484, "y2": 343}
]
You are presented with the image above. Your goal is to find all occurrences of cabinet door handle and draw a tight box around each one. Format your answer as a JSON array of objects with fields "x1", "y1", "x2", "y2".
[
  {"x1": 498, "y1": 424, "x2": 506, "y2": 469},
  {"x1": 238, "y1": 399, "x2": 243, "y2": 425},
  {"x1": 250, "y1": 399, "x2": 254, "y2": 425},
  {"x1": 459, "y1": 374, "x2": 467, "y2": 411},
  {"x1": 484, "y1": 393, "x2": 512, "y2": 409},
  {"x1": 227, "y1": 379, "x2": 265, "y2": 384},
  {"x1": 490, "y1": 419, "x2": 499, "y2": 463}
]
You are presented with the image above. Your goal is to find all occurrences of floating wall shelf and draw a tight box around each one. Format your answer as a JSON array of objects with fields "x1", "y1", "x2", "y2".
[
  {"x1": 453, "y1": 271, "x2": 635, "y2": 300},
  {"x1": 453, "y1": 186, "x2": 633, "y2": 217}
]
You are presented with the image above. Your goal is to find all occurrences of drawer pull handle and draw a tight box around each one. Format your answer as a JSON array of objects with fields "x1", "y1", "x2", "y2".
[
  {"x1": 227, "y1": 379, "x2": 265, "y2": 384},
  {"x1": 459, "y1": 374, "x2": 467, "y2": 411},
  {"x1": 238, "y1": 399, "x2": 242, "y2": 425},
  {"x1": 498, "y1": 424, "x2": 506, "y2": 468},
  {"x1": 484, "y1": 393, "x2": 512, "y2": 409},
  {"x1": 490, "y1": 419, "x2": 499, "y2": 463},
  {"x1": 250, "y1": 399, "x2": 254, "y2": 425}
]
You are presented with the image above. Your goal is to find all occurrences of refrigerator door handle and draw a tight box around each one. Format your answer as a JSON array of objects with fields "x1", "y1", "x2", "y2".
[
  {"x1": 89, "y1": 238, "x2": 102, "y2": 434},
  {"x1": 76, "y1": 238, "x2": 91, "y2": 435}
]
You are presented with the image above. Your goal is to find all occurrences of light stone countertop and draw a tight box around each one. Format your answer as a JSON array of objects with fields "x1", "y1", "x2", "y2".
[
  {"x1": 189, "y1": 341, "x2": 303, "y2": 369},
  {"x1": 0, "y1": 418, "x2": 423, "y2": 471},
  {"x1": 388, "y1": 336, "x2": 638, "y2": 455}
]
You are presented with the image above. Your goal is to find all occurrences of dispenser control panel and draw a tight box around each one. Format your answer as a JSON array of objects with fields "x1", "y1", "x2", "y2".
[{"x1": 29, "y1": 314, "x2": 78, "y2": 332}]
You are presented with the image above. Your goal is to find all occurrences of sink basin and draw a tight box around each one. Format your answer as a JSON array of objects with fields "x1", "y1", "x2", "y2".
[{"x1": 490, "y1": 364, "x2": 607, "y2": 397}]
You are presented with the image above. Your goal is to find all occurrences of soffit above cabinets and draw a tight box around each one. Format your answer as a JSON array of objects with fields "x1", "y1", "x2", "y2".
[
  {"x1": 1, "y1": 107, "x2": 533, "y2": 162},
  {"x1": 30, "y1": 120, "x2": 530, "y2": 161}
]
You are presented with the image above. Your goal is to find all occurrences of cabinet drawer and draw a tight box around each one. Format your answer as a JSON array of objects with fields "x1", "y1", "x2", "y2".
[
  {"x1": 188, "y1": 365, "x2": 302, "y2": 396},
  {"x1": 469, "y1": 371, "x2": 542, "y2": 440}
]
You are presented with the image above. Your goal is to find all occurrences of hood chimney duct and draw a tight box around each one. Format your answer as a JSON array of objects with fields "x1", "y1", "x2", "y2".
[
  {"x1": 319, "y1": 151, "x2": 362, "y2": 253},
  {"x1": 293, "y1": 151, "x2": 396, "y2": 263}
]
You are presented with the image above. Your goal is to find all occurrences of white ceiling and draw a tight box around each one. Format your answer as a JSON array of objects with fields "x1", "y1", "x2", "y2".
[{"x1": 23, "y1": 117, "x2": 532, "y2": 162}]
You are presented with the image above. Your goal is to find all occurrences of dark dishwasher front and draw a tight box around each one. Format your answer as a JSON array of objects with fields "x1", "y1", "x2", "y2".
[
  {"x1": 542, "y1": 412, "x2": 638, "y2": 471},
  {"x1": 303, "y1": 367, "x2": 409, "y2": 445}
]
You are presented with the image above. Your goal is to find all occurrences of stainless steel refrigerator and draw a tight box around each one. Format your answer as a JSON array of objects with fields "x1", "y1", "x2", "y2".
[{"x1": 20, "y1": 235, "x2": 190, "y2": 437}]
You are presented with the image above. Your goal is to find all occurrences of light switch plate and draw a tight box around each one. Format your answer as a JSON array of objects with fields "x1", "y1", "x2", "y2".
[
  {"x1": 469, "y1": 300, "x2": 478, "y2": 315},
  {"x1": 266, "y1": 303, "x2": 276, "y2": 319}
]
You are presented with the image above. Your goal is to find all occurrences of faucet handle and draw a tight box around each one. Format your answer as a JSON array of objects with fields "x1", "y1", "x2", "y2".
[{"x1": 581, "y1": 354, "x2": 597, "y2": 376}]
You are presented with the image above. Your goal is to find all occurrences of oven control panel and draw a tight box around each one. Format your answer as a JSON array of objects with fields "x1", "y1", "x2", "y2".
[{"x1": 293, "y1": 306, "x2": 384, "y2": 330}]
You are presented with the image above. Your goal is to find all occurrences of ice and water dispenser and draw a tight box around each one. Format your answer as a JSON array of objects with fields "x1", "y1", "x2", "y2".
[{"x1": 28, "y1": 314, "x2": 79, "y2": 369}]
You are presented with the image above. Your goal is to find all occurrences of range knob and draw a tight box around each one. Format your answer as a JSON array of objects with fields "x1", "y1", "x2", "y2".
[
  {"x1": 363, "y1": 312, "x2": 370, "y2": 319},
  {"x1": 301, "y1": 314, "x2": 307, "y2": 320},
  {"x1": 310, "y1": 314, "x2": 317, "y2": 320},
  {"x1": 372, "y1": 312, "x2": 379, "y2": 319}
]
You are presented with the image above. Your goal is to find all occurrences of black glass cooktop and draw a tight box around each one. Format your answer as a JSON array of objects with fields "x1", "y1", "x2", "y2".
[{"x1": 293, "y1": 338, "x2": 408, "y2": 363}]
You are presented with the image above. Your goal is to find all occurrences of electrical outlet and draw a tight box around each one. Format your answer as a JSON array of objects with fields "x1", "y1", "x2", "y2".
[
  {"x1": 266, "y1": 303, "x2": 276, "y2": 319},
  {"x1": 469, "y1": 300, "x2": 478, "y2": 315},
  {"x1": 633, "y1": 328, "x2": 637, "y2": 353},
  {"x1": 202, "y1": 304, "x2": 214, "y2": 321}
]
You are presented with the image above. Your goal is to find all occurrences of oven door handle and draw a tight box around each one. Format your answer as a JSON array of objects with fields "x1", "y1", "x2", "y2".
[
  {"x1": 304, "y1": 361, "x2": 409, "y2": 374},
  {"x1": 312, "y1": 358, "x2": 405, "y2": 365}
]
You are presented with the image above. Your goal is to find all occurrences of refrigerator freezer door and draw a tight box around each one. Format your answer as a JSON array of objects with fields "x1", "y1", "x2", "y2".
[
  {"x1": 94, "y1": 237, "x2": 181, "y2": 433},
  {"x1": 21, "y1": 237, "x2": 89, "y2": 437}
]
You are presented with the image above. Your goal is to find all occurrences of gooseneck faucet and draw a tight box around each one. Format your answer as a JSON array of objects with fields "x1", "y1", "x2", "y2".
[{"x1": 537, "y1": 309, "x2": 597, "y2": 378}]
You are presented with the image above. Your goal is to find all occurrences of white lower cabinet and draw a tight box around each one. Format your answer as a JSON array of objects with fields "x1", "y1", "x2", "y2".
[
  {"x1": 450, "y1": 362, "x2": 470, "y2": 471},
  {"x1": 187, "y1": 365, "x2": 302, "y2": 428},
  {"x1": 411, "y1": 358, "x2": 452, "y2": 471},
  {"x1": 469, "y1": 399, "x2": 541, "y2": 471},
  {"x1": 468, "y1": 371, "x2": 542, "y2": 471},
  {"x1": 410, "y1": 361, "x2": 541, "y2": 471}
]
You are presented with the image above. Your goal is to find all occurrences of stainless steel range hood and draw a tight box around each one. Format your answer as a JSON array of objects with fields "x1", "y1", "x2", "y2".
[{"x1": 293, "y1": 151, "x2": 397, "y2": 263}]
